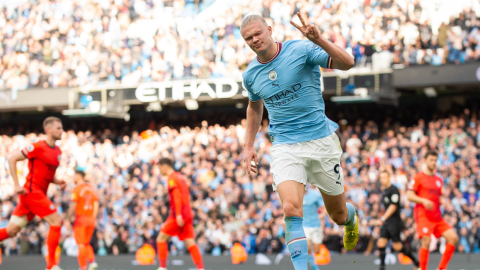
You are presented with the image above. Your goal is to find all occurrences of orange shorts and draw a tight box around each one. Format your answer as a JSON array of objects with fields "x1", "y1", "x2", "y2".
[
  {"x1": 12, "y1": 191, "x2": 57, "y2": 220},
  {"x1": 415, "y1": 217, "x2": 453, "y2": 239},
  {"x1": 74, "y1": 226, "x2": 95, "y2": 245},
  {"x1": 160, "y1": 217, "x2": 195, "y2": 241}
]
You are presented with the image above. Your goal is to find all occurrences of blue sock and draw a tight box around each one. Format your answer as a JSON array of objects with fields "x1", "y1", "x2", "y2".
[
  {"x1": 344, "y1": 203, "x2": 357, "y2": 229},
  {"x1": 307, "y1": 254, "x2": 319, "y2": 270},
  {"x1": 285, "y1": 216, "x2": 308, "y2": 270}
]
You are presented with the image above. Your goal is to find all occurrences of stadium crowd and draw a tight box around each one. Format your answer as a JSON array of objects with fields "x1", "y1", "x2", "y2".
[
  {"x1": 1, "y1": 0, "x2": 480, "y2": 93},
  {"x1": 1, "y1": 108, "x2": 480, "y2": 257}
]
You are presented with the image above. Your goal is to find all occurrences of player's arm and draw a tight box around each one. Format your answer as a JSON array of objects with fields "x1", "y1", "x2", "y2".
[
  {"x1": 290, "y1": 13, "x2": 354, "y2": 70},
  {"x1": 52, "y1": 177, "x2": 66, "y2": 189},
  {"x1": 169, "y1": 180, "x2": 185, "y2": 227},
  {"x1": 7, "y1": 151, "x2": 28, "y2": 194},
  {"x1": 244, "y1": 99, "x2": 263, "y2": 175},
  {"x1": 381, "y1": 204, "x2": 397, "y2": 222},
  {"x1": 406, "y1": 190, "x2": 433, "y2": 210},
  {"x1": 93, "y1": 201, "x2": 99, "y2": 218},
  {"x1": 67, "y1": 201, "x2": 77, "y2": 221}
]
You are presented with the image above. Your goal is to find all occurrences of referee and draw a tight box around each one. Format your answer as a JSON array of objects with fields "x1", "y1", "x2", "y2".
[{"x1": 377, "y1": 170, "x2": 419, "y2": 270}]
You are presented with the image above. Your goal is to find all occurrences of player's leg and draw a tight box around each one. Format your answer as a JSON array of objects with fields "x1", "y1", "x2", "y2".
[
  {"x1": 419, "y1": 236, "x2": 431, "y2": 270},
  {"x1": 25, "y1": 192, "x2": 62, "y2": 270},
  {"x1": 0, "y1": 201, "x2": 32, "y2": 241},
  {"x1": 180, "y1": 222, "x2": 204, "y2": 270},
  {"x1": 74, "y1": 226, "x2": 89, "y2": 270},
  {"x1": 43, "y1": 212, "x2": 63, "y2": 270},
  {"x1": 277, "y1": 180, "x2": 309, "y2": 270},
  {"x1": 85, "y1": 226, "x2": 97, "y2": 270},
  {"x1": 389, "y1": 224, "x2": 419, "y2": 269},
  {"x1": 305, "y1": 238, "x2": 319, "y2": 270},
  {"x1": 377, "y1": 237, "x2": 389, "y2": 270},
  {"x1": 157, "y1": 217, "x2": 178, "y2": 270},
  {"x1": 309, "y1": 134, "x2": 358, "y2": 250},
  {"x1": 437, "y1": 226, "x2": 458, "y2": 270}
]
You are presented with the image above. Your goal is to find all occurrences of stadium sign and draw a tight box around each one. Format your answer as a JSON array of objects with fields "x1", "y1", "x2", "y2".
[{"x1": 134, "y1": 79, "x2": 244, "y2": 103}]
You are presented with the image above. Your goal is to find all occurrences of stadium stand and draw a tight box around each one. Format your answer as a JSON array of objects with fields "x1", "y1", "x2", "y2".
[{"x1": 0, "y1": 0, "x2": 479, "y2": 94}]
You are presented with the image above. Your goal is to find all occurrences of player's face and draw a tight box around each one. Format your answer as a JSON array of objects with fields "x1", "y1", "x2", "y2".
[
  {"x1": 241, "y1": 20, "x2": 273, "y2": 54},
  {"x1": 379, "y1": 172, "x2": 390, "y2": 187},
  {"x1": 425, "y1": 154, "x2": 437, "y2": 171},
  {"x1": 73, "y1": 173, "x2": 82, "y2": 184},
  {"x1": 47, "y1": 121, "x2": 64, "y2": 140},
  {"x1": 158, "y1": 164, "x2": 167, "y2": 176}
]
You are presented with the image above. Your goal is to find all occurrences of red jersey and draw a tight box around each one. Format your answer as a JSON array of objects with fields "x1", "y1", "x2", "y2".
[
  {"x1": 167, "y1": 172, "x2": 193, "y2": 221},
  {"x1": 21, "y1": 141, "x2": 61, "y2": 194},
  {"x1": 72, "y1": 183, "x2": 98, "y2": 226},
  {"x1": 408, "y1": 172, "x2": 443, "y2": 222}
]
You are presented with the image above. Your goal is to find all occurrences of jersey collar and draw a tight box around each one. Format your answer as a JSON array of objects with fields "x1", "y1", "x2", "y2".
[{"x1": 257, "y1": 42, "x2": 282, "y2": 64}]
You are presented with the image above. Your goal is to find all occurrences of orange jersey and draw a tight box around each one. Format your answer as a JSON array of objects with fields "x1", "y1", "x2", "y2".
[
  {"x1": 72, "y1": 183, "x2": 98, "y2": 226},
  {"x1": 408, "y1": 172, "x2": 443, "y2": 222},
  {"x1": 21, "y1": 141, "x2": 61, "y2": 194},
  {"x1": 167, "y1": 172, "x2": 193, "y2": 221}
]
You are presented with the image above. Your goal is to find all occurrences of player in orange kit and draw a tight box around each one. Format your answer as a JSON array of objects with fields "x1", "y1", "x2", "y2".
[
  {"x1": 156, "y1": 158, "x2": 204, "y2": 270},
  {"x1": 407, "y1": 150, "x2": 459, "y2": 270},
  {"x1": 68, "y1": 171, "x2": 99, "y2": 270},
  {"x1": 0, "y1": 117, "x2": 65, "y2": 270}
]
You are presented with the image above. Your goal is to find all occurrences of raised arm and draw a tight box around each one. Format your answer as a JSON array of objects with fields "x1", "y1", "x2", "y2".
[
  {"x1": 243, "y1": 99, "x2": 264, "y2": 175},
  {"x1": 290, "y1": 12, "x2": 354, "y2": 70}
]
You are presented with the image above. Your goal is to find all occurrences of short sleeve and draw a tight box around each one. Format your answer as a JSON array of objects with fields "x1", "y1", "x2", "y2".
[
  {"x1": 21, "y1": 142, "x2": 42, "y2": 159},
  {"x1": 242, "y1": 77, "x2": 261, "y2": 102},
  {"x1": 389, "y1": 188, "x2": 400, "y2": 206},
  {"x1": 408, "y1": 176, "x2": 420, "y2": 192},
  {"x1": 71, "y1": 189, "x2": 79, "y2": 202},
  {"x1": 305, "y1": 41, "x2": 332, "y2": 69}
]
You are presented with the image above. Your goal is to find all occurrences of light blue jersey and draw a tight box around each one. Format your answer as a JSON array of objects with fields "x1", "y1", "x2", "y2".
[
  {"x1": 303, "y1": 188, "x2": 324, "y2": 228},
  {"x1": 242, "y1": 40, "x2": 339, "y2": 145}
]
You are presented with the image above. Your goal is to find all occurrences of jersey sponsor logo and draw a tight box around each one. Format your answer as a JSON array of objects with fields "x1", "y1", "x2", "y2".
[
  {"x1": 391, "y1": 194, "x2": 399, "y2": 203},
  {"x1": 27, "y1": 145, "x2": 34, "y2": 152},
  {"x1": 264, "y1": 83, "x2": 301, "y2": 108},
  {"x1": 268, "y1": 70, "x2": 277, "y2": 81}
]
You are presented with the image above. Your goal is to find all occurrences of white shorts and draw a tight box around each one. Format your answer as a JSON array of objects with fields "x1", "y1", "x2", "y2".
[
  {"x1": 270, "y1": 133, "x2": 345, "y2": 196},
  {"x1": 304, "y1": 227, "x2": 323, "y2": 244}
]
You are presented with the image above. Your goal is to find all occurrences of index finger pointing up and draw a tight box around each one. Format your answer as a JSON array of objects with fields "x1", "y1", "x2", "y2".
[{"x1": 296, "y1": 12, "x2": 307, "y2": 26}]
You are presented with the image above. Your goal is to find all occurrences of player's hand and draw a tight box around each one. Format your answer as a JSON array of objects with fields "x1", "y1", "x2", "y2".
[
  {"x1": 54, "y1": 179, "x2": 67, "y2": 190},
  {"x1": 422, "y1": 199, "x2": 434, "y2": 210},
  {"x1": 14, "y1": 184, "x2": 27, "y2": 195},
  {"x1": 376, "y1": 219, "x2": 384, "y2": 227},
  {"x1": 290, "y1": 12, "x2": 321, "y2": 42},
  {"x1": 176, "y1": 215, "x2": 185, "y2": 227},
  {"x1": 243, "y1": 145, "x2": 258, "y2": 175}
]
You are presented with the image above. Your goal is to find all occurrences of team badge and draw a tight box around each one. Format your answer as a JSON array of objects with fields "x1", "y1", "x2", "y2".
[
  {"x1": 169, "y1": 179, "x2": 175, "y2": 187},
  {"x1": 27, "y1": 145, "x2": 34, "y2": 152},
  {"x1": 270, "y1": 135, "x2": 274, "y2": 142},
  {"x1": 268, "y1": 70, "x2": 277, "y2": 81},
  {"x1": 436, "y1": 180, "x2": 441, "y2": 187},
  {"x1": 49, "y1": 204, "x2": 55, "y2": 210},
  {"x1": 384, "y1": 197, "x2": 390, "y2": 204},
  {"x1": 422, "y1": 227, "x2": 428, "y2": 233}
]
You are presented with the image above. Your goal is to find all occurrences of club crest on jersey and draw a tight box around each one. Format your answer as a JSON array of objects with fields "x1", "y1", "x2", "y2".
[
  {"x1": 436, "y1": 180, "x2": 441, "y2": 187},
  {"x1": 268, "y1": 70, "x2": 277, "y2": 81},
  {"x1": 27, "y1": 145, "x2": 34, "y2": 152},
  {"x1": 384, "y1": 197, "x2": 390, "y2": 204}
]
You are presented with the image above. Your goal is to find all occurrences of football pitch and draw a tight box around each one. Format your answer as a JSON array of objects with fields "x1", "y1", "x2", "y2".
[{"x1": 1, "y1": 254, "x2": 479, "y2": 270}]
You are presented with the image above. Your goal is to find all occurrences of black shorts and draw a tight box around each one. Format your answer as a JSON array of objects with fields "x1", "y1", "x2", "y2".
[{"x1": 380, "y1": 220, "x2": 403, "y2": 242}]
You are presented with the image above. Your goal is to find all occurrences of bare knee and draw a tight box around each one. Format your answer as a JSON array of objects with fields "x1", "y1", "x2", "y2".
[
  {"x1": 447, "y1": 233, "x2": 459, "y2": 246},
  {"x1": 330, "y1": 209, "x2": 347, "y2": 225},
  {"x1": 283, "y1": 201, "x2": 302, "y2": 217},
  {"x1": 421, "y1": 237, "x2": 431, "y2": 249},
  {"x1": 7, "y1": 225, "x2": 21, "y2": 237}
]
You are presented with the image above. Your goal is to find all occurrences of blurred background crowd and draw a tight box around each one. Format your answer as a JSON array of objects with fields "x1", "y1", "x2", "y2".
[
  {"x1": 1, "y1": 104, "x2": 480, "y2": 257},
  {"x1": 1, "y1": 0, "x2": 480, "y2": 93}
]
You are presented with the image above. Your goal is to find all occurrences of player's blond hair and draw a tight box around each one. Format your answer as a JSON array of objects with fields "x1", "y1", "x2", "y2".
[
  {"x1": 240, "y1": 14, "x2": 267, "y2": 31},
  {"x1": 43, "y1": 116, "x2": 61, "y2": 128}
]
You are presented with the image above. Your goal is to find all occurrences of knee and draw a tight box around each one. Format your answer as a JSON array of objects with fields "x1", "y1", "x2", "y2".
[
  {"x1": 7, "y1": 226, "x2": 21, "y2": 237},
  {"x1": 449, "y1": 234, "x2": 459, "y2": 245},
  {"x1": 283, "y1": 201, "x2": 302, "y2": 217},
  {"x1": 421, "y1": 237, "x2": 431, "y2": 248},
  {"x1": 330, "y1": 209, "x2": 347, "y2": 225}
]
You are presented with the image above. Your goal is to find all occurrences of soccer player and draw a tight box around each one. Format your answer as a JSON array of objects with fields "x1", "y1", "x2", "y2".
[
  {"x1": 0, "y1": 117, "x2": 65, "y2": 270},
  {"x1": 377, "y1": 170, "x2": 419, "y2": 270},
  {"x1": 241, "y1": 13, "x2": 358, "y2": 269},
  {"x1": 407, "y1": 150, "x2": 458, "y2": 270},
  {"x1": 303, "y1": 185, "x2": 324, "y2": 270},
  {"x1": 156, "y1": 158, "x2": 204, "y2": 270},
  {"x1": 68, "y1": 171, "x2": 99, "y2": 270}
]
